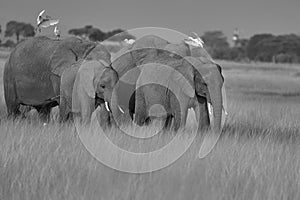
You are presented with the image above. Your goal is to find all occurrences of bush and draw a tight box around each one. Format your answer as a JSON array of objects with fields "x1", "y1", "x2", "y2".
[{"x1": 1, "y1": 39, "x2": 16, "y2": 48}]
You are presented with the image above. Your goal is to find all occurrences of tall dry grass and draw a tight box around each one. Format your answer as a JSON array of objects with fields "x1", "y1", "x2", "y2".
[{"x1": 0, "y1": 59, "x2": 300, "y2": 199}]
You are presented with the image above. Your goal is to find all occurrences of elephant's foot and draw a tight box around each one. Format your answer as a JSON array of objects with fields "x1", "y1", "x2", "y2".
[
  {"x1": 35, "y1": 106, "x2": 52, "y2": 123},
  {"x1": 6, "y1": 102, "x2": 21, "y2": 119},
  {"x1": 134, "y1": 113, "x2": 148, "y2": 126},
  {"x1": 59, "y1": 112, "x2": 73, "y2": 123},
  {"x1": 172, "y1": 114, "x2": 182, "y2": 132}
]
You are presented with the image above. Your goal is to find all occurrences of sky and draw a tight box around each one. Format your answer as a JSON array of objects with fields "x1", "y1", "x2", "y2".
[{"x1": 0, "y1": 0, "x2": 299, "y2": 41}]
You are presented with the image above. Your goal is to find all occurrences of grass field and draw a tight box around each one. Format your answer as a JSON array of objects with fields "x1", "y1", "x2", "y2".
[{"x1": 1, "y1": 55, "x2": 300, "y2": 199}]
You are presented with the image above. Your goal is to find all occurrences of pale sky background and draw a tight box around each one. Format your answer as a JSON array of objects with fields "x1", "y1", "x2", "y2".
[{"x1": 0, "y1": 0, "x2": 299, "y2": 41}]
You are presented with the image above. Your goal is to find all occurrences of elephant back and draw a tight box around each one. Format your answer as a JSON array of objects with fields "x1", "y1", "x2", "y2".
[
  {"x1": 49, "y1": 37, "x2": 95, "y2": 76},
  {"x1": 164, "y1": 42, "x2": 191, "y2": 57},
  {"x1": 132, "y1": 35, "x2": 169, "y2": 50},
  {"x1": 85, "y1": 44, "x2": 111, "y2": 67}
]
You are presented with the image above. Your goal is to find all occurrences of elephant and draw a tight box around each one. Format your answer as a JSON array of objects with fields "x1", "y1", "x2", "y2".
[
  {"x1": 3, "y1": 36, "x2": 95, "y2": 121},
  {"x1": 134, "y1": 54, "x2": 225, "y2": 132},
  {"x1": 110, "y1": 35, "x2": 170, "y2": 118},
  {"x1": 59, "y1": 44, "x2": 112, "y2": 122},
  {"x1": 110, "y1": 34, "x2": 225, "y2": 132},
  {"x1": 71, "y1": 59, "x2": 120, "y2": 127}
]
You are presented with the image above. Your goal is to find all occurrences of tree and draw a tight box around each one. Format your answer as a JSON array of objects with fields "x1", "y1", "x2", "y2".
[
  {"x1": 246, "y1": 34, "x2": 274, "y2": 60},
  {"x1": 247, "y1": 33, "x2": 300, "y2": 63},
  {"x1": 4, "y1": 21, "x2": 35, "y2": 42},
  {"x1": 89, "y1": 28, "x2": 106, "y2": 41},
  {"x1": 21, "y1": 23, "x2": 35, "y2": 37},
  {"x1": 201, "y1": 31, "x2": 230, "y2": 59},
  {"x1": 68, "y1": 26, "x2": 135, "y2": 42},
  {"x1": 1, "y1": 39, "x2": 16, "y2": 48},
  {"x1": 106, "y1": 30, "x2": 136, "y2": 41},
  {"x1": 69, "y1": 25, "x2": 106, "y2": 41}
]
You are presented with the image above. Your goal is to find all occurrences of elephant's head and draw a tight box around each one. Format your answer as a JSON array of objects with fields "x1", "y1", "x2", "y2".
[
  {"x1": 72, "y1": 60, "x2": 119, "y2": 116},
  {"x1": 95, "y1": 67, "x2": 118, "y2": 104},
  {"x1": 50, "y1": 37, "x2": 96, "y2": 76},
  {"x1": 173, "y1": 56, "x2": 225, "y2": 132}
]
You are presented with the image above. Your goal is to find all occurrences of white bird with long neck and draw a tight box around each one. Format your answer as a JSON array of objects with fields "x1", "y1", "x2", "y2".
[
  {"x1": 184, "y1": 32, "x2": 204, "y2": 48},
  {"x1": 36, "y1": 10, "x2": 59, "y2": 32}
]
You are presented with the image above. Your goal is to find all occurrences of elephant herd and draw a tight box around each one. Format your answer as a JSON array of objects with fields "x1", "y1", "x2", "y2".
[{"x1": 3, "y1": 34, "x2": 226, "y2": 132}]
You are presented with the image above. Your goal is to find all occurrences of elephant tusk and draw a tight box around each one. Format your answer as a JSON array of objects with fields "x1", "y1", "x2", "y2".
[
  {"x1": 207, "y1": 102, "x2": 213, "y2": 116},
  {"x1": 118, "y1": 106, "x2": 125, "y2": 114},
  {"x1": 105, "y1": 102, "x2": 110, "y2": 112},
  {"x1": 207, "y1": 102, "x2": 214, "y2": 124},
  {"x1": 223, "y1": 107, "x2": 228, "y2": 115}
]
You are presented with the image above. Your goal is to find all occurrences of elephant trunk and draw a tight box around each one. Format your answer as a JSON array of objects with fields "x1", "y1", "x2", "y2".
[
  {"x1": 207, "y1": 84, "x2": 223, "y2": 132},
  {"x1": 109, "y1": 87, "x2": 123, "y2": 121}
]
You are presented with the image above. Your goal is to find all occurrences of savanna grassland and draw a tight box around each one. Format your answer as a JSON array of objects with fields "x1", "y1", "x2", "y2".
[{"x1": 1, "y1": 53, "x2": 300, "y2": 200}]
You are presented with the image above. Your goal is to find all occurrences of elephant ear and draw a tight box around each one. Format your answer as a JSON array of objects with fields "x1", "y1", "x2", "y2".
[
  {"x1": 169, "y1": 61, "x2": 195, "y2": 98},
  {"x1": 50, "y1": 37, "x2": 95, "y2": 76},
  {"x1": 79, "y1": 60, "x2": 105, "y2": 98}
]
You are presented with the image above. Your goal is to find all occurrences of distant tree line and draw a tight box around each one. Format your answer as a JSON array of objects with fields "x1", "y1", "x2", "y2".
[
  {"x1": 0, "y1": 21, "x2": 35, "y2": 48},
  {"x1": 1, "y1": 20, "x2": 300, "y2": 63},
  {"x1": 201, "y1": 30, "x2": 300, "y2": 63},
  {"x1": 68, "y1": 25, "x2": 135, "y2": 42}
]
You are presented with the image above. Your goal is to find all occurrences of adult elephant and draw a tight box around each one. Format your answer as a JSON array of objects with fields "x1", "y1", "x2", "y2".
[
  {"x1": 110, "y1": 35, "x2": 170, "y2": 118},
  {"x1": 59, "y1": 44, "x2": 112, "y2": 122},
  {"x1": 3, "y1": 36, "x2": 95, "y2": 121},
  {"x1": 134, "y1": 53, "x2": 225, "y2": 132},
  {"x1": 110, "y1": 34, "x2": 225, "y2": 131}
]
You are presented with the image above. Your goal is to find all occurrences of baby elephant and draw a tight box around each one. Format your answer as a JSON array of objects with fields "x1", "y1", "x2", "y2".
[{"x1": 71, "y1": 60, "x2": 119, "y2": 127}]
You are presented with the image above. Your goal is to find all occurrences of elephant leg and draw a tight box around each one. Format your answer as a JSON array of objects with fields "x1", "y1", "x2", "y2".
[
  {"x1": 163, "y1": 115, "x2": 173, "y2": 130},
  {"x1": 129, "y1": 91, "x2": 136, "y2": 121},
  {"x1": 35, "y1": 106, "x2": 52, "y2": 122},
  {"x1": 144, "y1": 117, "x2": 152, "y2": 125},
  {"x1": 59, "y1": 96, "x2": 68, "y2": 122},
  {"x1": 195, "y1": 96, "x2": 210, "y2": 130},
  {"x1": 59, "y1": 96, "x2": 73, "y2": 123},
  {"x1": 172, "y1": 106, "x2": 188, "y2": 131},
  {"x1": 172, "y1": 113, "x2": 181, "y2": 132},
  {"x1": 134, "y1": 89, "x2": 147, "y2": 126},
  {"x1": 7, "y1": 103, "x2": 21, "y2": 119},
  {"x1": 81, "y1": 98, "x2": 95, "y2": 125},
  {"x1": 4, "y1": 78, "x2": 21, "y2": 119},
  {"x1": 180, "y1": 107, "x2": 189, "y2": 129}
]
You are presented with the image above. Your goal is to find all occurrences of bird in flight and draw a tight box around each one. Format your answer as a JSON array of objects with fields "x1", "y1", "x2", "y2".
[{"x1": 36, "y1": 10, "x2": 59, "y2": 32}]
